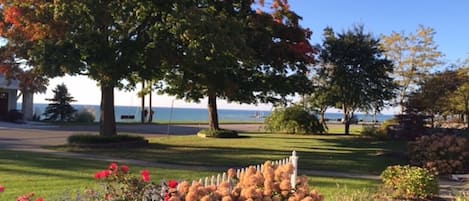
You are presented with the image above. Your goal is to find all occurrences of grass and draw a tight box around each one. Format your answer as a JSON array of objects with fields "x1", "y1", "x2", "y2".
[
  {"x1": 0, "y1": 150, "x2": 379, "y2": 201},
  {"x1": 0, "y1": 150, "x2": 214, "y2": 200},
  {"x1": 325, "y1": 123, "x2": 364, "y2": 135},
  {"x1": 53, "y1": 133, "x2": 407, "y2": 174}
]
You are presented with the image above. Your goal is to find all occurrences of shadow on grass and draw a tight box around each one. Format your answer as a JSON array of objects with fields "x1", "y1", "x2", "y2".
[
  {"x1": 0, "y1": 150, "x2": 106, "y2": 180},
  {"x1": 60, "y1": 135, "x2": 408, "y2": 174}
]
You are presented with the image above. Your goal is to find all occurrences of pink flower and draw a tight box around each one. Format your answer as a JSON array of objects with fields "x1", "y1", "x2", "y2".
[
  {"x1": 141, "y1": 169, "x2": 151, "y2": 182},
  {"x1": 120, "y1": 165, "x2": 129, "y2": 173},
  {"x1": 168, "y1": 180, "x2": 178, "y2": 188},
  {"x1": 0, "y1": 185, "x2": 4, "y2": 192},
  {"x1": 36, "y1": 198, "x2": 44, "y2": 201},
  {"x1": 109, "y1": 163, "x2": 118, "y2": 171}
]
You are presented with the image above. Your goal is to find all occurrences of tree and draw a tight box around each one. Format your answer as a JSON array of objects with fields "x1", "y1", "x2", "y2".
[
  {"x1": 162, "y1": 0, "x2": 316, "y2": 130},
  {"x1": 448, "y1": 68, "x2": 469, "y2": 128},
  {"x1": 405, "y1": 70, "x2": 464, "y2": 126},
  {"x1": 381, "y1": 25, "x2": 443, "y2": 113},
  {"x1": 0, "y1": 3, "x2": 49, "y2": 121},
  {"x1": 319, "y1": 25, "x2": 395, "y2": 135},
  {"x1": 305, "y1": 74, "x2": 334, "y2": 130},
  {"x1": 43, "y1": 83, "x2": 76, "y2": 121},
  {"x1": 0, "y1": 1, "x2": 173, "y2": 136}
]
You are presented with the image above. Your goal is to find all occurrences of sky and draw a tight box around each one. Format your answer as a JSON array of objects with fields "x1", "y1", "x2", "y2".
[{"x1": 33, "y1": 1, "x2": 469, "y2": 114}]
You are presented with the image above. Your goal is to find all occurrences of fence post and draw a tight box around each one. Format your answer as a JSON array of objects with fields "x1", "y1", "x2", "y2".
[{"x1": 290, "y1": 150, "x2": 298, "y2": 189}]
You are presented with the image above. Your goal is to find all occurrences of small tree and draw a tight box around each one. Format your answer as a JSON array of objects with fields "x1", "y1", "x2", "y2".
[{"x1": 43, "y1": 83, "x2": 76, "y2": 122}]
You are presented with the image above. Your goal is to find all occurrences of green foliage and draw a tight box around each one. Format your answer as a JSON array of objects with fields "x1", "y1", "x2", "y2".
[
  {"x1": 67, "y1": 134, "x2": 146, "y2": 144},
  {"x1": 319, "y1": 25, "x2": 395, "y2": 135},
  {"x1": 405, "y1": 69, "x2": 466, "y2": 117},
  {"x1": 73, "y1": 109, "x2": 96, "y2": 123},
  {"x1": 265, "y1": 106, "x2": 325, "y2": 134},
  {"x1": 409, "y1": 134, "x2": 469, "y2": 174},
  {"x1": 162, "y1": 2, "x2": 315, "y2": 130},
  {"x1": 360, "y1": 125, "x2": 387, "y2": 140},
  {"x1": 89, "y1": 163, "x2": 163, "y2": 201},
  {"x1": 360, "y1": 119, "x2": 399, "y2": 139},
  {"x1": 380, "y1": 165, "x2": 439, "y2": 200},
  {"x1": 43, "y1": 83, "x2": 77, "y2": 122},
  {"x1": 197, "y1": 129, "x2": 239, "y2": 138}
]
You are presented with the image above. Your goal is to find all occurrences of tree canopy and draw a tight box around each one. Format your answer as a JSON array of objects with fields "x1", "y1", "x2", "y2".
[
  {"x1": 381, "y1": 25, "x2": 443, "y2": 113},
  {"x1": 319, "y1": 25, "x2": 395, "y2": 134},
  {"x1": 160, "y1": 0, "x2": 316, "y2": 130},
  {"x1": 0, "y1": 1, "x2": 174, "y2": 136}
]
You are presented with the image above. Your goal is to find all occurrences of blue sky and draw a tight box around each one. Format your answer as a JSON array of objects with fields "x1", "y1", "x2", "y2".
[
  {"x1": 35, "y1": 1, "x2": 469, "y2": 113},
  {"x1": 289, "y1": 0, "x2": 469, "y2": 63}
]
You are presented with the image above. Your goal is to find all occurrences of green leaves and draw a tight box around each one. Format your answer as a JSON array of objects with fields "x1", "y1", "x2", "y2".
[{"x1": 319, "y1": 25, "x2": 395, "y2": 134}]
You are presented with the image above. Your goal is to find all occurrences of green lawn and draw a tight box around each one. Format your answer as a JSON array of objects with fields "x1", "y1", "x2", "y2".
[
  {"x1": 0, "y1": 150, "x2": 378, "y2": 201},
  {"x1": 55, "y1": 133, "x2": 407, "y2": 174}
]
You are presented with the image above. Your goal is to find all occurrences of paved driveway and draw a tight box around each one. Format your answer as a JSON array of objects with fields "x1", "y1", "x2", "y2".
[{"x1": 0, "y1": 121, "x2": 263, "y2": 151}]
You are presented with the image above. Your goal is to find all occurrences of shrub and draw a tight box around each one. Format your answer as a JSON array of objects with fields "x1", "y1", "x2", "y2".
[
  {"x1": 90, "y1": 163, "x2": 162, "y2": 201},
  {"x1": 455, "y1": 190, "x2": 469, "y2": 201},
  {"x1": 68, "y1": 134, "x2": 146, "y2": 144},
  {"x1": 197, "y1": 129, "x2": 239, "y2": 138},
  {"x1": 409, "y1": 134, "x2": 469, "y2": 174},
  {"x1": 264, "y1": 106, "x2": 324, "y2": 134},
  {"x1": 360, "y1": 125, "x2": 388, "y2": 139},
  {"x1": 164, "y1": 161, "x2": 324, "y2": 201},
  {"x1": 381, "y1": 165, "x2": 439, "y2": 200},
  {"x1": 74, "y1": 109, "x2": 95, "y2": 123}
]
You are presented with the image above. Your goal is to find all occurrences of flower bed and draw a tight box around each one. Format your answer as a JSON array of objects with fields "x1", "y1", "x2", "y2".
[{"x1": 1, "y1": 161, "x2": 324, "y2": 201}]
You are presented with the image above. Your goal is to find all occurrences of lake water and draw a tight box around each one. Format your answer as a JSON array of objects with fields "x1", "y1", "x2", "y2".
[{"x1": 26, "y1": 103, "x2": 394, "y2": 123}]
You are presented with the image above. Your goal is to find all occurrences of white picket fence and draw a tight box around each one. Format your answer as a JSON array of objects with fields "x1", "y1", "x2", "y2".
[
  {"x1": 191, "y1": 150, "x2": 299, "y2": 189},
  {"x1": 146, "y1": 151, "x2": 299, "y2": 201}
]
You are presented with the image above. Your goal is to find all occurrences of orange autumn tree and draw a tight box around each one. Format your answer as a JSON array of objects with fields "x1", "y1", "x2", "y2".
[{"x1": 0, "y1": 1, "x2": 52, "y2": 120}]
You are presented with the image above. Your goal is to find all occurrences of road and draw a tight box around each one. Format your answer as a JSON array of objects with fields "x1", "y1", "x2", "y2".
[{"x1": 0, "y1": 121, "x2": 264, "y2": 150}]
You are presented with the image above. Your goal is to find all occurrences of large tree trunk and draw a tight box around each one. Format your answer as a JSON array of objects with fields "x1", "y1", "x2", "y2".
[
  {"x1": 21, "y1": 90, "x2": 34, "y2": 121},
  {"x1": 207, "y1": 91, "x2": 219, "y2": 130},
  {"x1": 343, "y1": 104, "x2": 350, "y2": 135},
  {"x1": 100, "y1": 85, "x2": 117, "y2": 136},
  {"x1": 141, "y1": 81, "x2": 145, "y2": 123}
]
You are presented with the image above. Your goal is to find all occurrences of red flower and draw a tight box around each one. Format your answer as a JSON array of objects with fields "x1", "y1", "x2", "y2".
[
  {"x1": 109, "y1": 163, "x2": 118, "y2": 171},
  {"x1": 141, "y1": 169, "x2": 151, "y2": 182},
  {"x1": 36, "y1": 198, "x2": 44, "y2": 201},
  {"x1": 94, "y1": 171, "x2": 104, "y2": 179},
  {"x1": 120, "y1": 165, "x2": 129, "y2": 173},
  {"x1": 168, "y1": 180, "x2": 178, "y2": 188},
  {"x1": 94, "y1": 170, "x2": 112, "y2": 179},
  {"x1": 0, "y1": 185, "x2": 4, "y2": 192}
]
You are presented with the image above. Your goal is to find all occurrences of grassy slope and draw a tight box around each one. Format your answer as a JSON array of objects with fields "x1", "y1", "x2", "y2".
[{"x1": 56, "y1": 133, "x2": 407, "y2": 174}]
